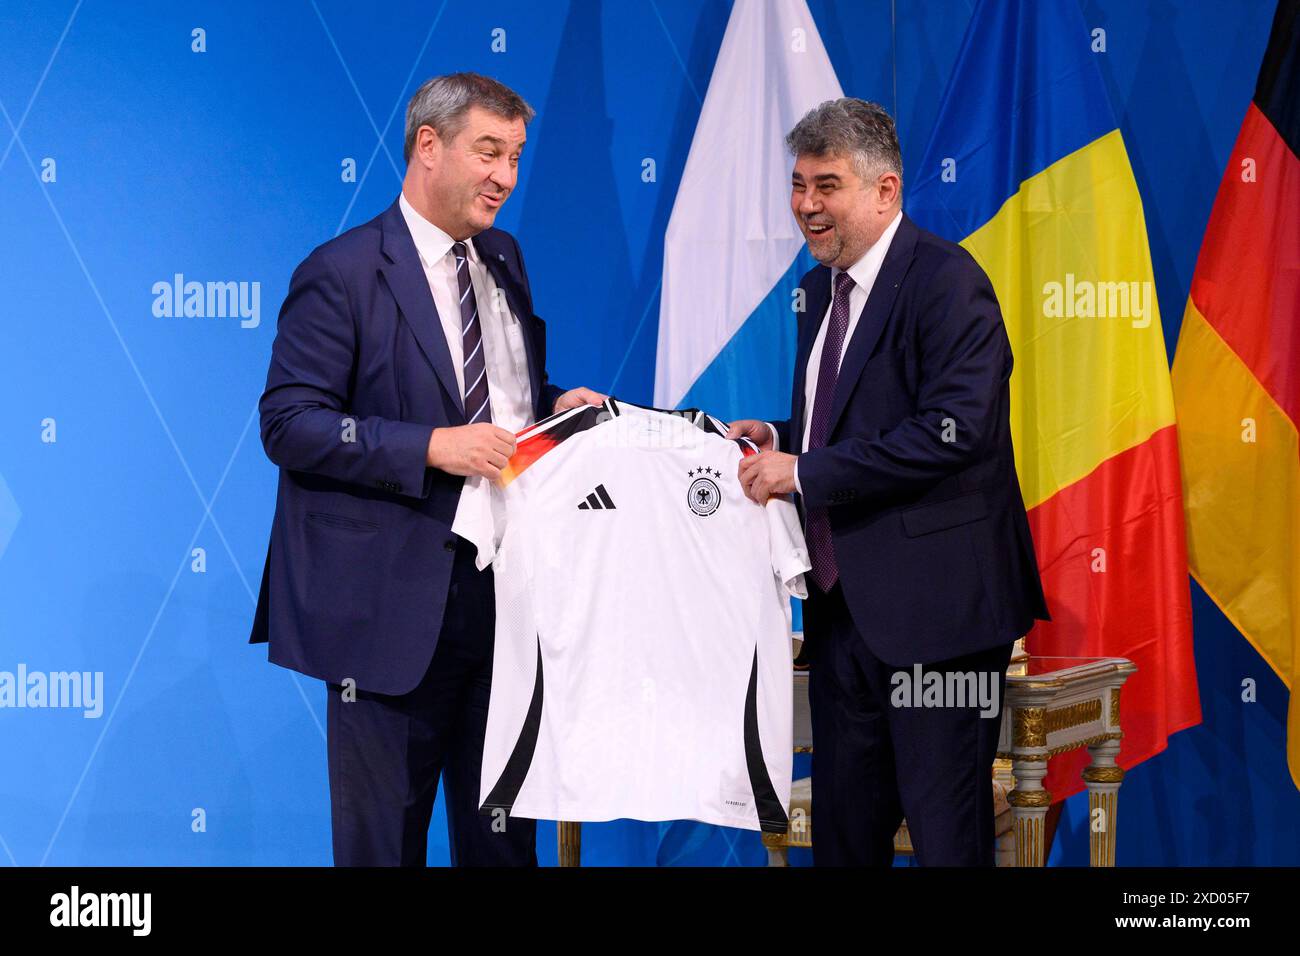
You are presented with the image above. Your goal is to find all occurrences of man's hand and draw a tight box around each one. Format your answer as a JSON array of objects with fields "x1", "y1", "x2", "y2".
[
  {"x1": 725, "y1": 419, "x2": 776, "y2": 452},
  {"x1": 553, "y1": 387, "x2": 608, "y2": 414},
  {"x1": 426, "y1": 423, "x2": 517, "y2": 481},
  {"x1": 738, "y1": 450, "x2": 797, "y2": 503}
]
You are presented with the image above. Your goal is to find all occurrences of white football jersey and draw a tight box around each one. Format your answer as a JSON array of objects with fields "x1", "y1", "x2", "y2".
[{"x1": 452, "y1": 398, "x2": 810, "y2": 833}]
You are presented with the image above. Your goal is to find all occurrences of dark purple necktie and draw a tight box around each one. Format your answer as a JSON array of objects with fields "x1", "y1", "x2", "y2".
[
  {"x1": 805, "y1": 270, "x2": 855, "y2": 593},
  {"x1": 453, "y1": 241, "x2": 492, "y2": 424}
]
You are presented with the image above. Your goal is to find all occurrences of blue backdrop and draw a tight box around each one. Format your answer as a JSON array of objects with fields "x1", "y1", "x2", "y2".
[{"x1": 1, "y1": 0, "x2": 1294, "y2": 866}]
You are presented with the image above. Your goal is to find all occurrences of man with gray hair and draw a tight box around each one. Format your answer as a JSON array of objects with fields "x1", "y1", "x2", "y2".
[
  {"x1": 251, "y1": 72, "x2": 604, "y2": 865},
  {"x1": 730, "y1": 98, "x2": 1048, "y2": 865}
]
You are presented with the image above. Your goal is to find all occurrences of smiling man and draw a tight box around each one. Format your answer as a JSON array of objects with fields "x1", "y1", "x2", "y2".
[
  {"x1": 728, "y1": 98, "x2": 1048, "y2": 866},
  {"x1": 251, "y1": 73, "x2": 604, "y2": 866}
]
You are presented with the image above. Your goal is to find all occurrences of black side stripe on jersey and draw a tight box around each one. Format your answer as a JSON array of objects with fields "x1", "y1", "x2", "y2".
[
  {"x1": 480, "y1": 638, "x2": 544, "y2": 815},
  {"x1": 744, "y1": 646, "x2": 790, "y2": 834}
]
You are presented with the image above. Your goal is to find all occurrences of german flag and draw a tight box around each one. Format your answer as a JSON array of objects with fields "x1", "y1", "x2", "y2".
[
  {"x1": 1171, "y1": 0, "x2": 1300, "y2": 788},
  {"x1": 909, "y1": 0, "x2": 1201, "y2": 800}
]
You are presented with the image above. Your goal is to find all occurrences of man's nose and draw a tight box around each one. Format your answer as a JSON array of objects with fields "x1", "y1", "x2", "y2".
[
  {"x1": 490, "y1": 160, "x2": 516, "y2": 194},
  {"x1": 797, "y1": 191, "x2": 821, "y2": 216}
]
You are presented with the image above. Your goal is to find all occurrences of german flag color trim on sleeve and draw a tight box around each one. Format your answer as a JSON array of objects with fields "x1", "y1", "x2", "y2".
[{"x1": 498, "y1": 402, "x2": 608, "y2": 488}]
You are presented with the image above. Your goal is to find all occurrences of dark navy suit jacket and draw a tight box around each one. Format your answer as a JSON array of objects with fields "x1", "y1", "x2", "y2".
[
  {"x1": 249, "y1": 198, "x2": 564, "y2": 695},
  {"x1": 774, "y1": 213, "x2": 1049, "y2": 666}
]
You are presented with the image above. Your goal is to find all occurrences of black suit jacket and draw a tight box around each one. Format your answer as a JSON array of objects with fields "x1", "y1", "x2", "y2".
[{"x1": 774, "y1": 213, "x2": 1049, "y2": 665}]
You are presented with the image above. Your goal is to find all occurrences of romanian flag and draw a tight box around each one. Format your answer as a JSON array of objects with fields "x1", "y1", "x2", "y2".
[
  {"x1": 1171, "y1": 0, "x2": 1300, "y2": 789},
  {"x1": 909, "y1": 0, "x2": 1201, "y2": 800}
]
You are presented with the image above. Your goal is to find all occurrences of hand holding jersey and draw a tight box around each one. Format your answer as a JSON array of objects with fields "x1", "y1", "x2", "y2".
[
  {"x1": 552, "y1": 386, "x2": 608, "y2": 413},
  {"x1": 736, "y1": 450, "x2": 799, "y2": 502},
  {"x1": 728, "y1": 419, "x2": 798, "y2": 503},
  {"x1": 725, "y1": 418, "x2": 776, "y2": 452},
  {"x1": 426, "y1": 422, "x2": 518, "y2": 480}
]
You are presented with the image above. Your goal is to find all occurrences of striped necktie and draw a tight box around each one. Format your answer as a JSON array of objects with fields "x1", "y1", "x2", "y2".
[
  {"x1": 805, "y1": 270, "x2": 855, "y2": 593},
  {"x1": 452, "y1": 241, "x2": 492, "y2": 424}
]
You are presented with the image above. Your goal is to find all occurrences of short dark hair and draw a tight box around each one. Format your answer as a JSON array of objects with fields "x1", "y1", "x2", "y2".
[
  {"x1": 404, "y1": 72, "x2": 535, "y2": 164},
  {"x1": 786, "y1": 97, "x2": 903, "y2": 191}
]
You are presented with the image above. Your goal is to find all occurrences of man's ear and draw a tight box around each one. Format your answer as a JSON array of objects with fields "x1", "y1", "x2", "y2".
[
  {"x1": 876, "y1": 172, "x2": 901, "y2": 209},
  {"x1": 417, "y1": 125, "x2": 441, "y2": 167}
]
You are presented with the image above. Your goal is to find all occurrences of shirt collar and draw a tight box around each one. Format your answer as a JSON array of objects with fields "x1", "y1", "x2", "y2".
[
  {"x1": 833, "y1": 208, "x2": 904, "y2": 292},
  {"x1": 398, "y1": 192, "x2": 479, "y2": 267}
]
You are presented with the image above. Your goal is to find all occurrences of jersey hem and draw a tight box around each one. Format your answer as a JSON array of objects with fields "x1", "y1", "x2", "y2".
[{"x1": 479, "y1": 801, "x2": 790, "y2": 835}]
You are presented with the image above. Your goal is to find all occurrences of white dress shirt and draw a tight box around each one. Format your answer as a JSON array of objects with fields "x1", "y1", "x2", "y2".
[
  {"x1": 773, "y1": 209, "x2": 904, "y2": 493},
  {"x1": 399, "y1": 192, "x2": 535, "y2": 432}
]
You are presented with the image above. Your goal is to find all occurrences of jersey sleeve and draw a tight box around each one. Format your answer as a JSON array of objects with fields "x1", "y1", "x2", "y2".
[
  {"x1": 454, "y1": 404, "x2": 604, "y2": 572},
  {"x1": 452, "y1": 474, "x2": 500, "y2": 570},
  {"x1": 765, "y1": 496, "x2": 811, "y2": 599}
]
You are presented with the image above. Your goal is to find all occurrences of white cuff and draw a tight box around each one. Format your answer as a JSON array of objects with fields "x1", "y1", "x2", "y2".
[{"x1": 793, "y1": 459, "x2": 802, "y2": 496}]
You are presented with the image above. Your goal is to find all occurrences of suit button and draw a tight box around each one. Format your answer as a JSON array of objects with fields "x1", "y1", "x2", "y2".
[{"x1": 444, "y1": 540, "x2": 456, "y2": 552}]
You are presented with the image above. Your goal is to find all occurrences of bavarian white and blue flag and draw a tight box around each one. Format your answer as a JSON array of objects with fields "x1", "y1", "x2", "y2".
[{"x1": 654, "y1": 0, "x2": 843, "y2": 421}]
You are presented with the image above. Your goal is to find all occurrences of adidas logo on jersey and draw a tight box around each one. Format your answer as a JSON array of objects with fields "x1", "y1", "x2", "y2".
[{"x1": 577, "y1": 484, "x2": 617, "y2": 510}]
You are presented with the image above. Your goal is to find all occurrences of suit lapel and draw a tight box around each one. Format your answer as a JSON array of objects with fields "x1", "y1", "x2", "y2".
[
  {"x1": 378, "y1": 200, "x2": 465, "y2": 419},
  {"x1": 825, "y1": 213, "x2": 919, "y2": 435},
  {"x1": 791, "y1": 265, "x2": 831, "y2": 441},
  {"x1": 476, "y1": 234, "x2": 543, "y2": 415}
]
